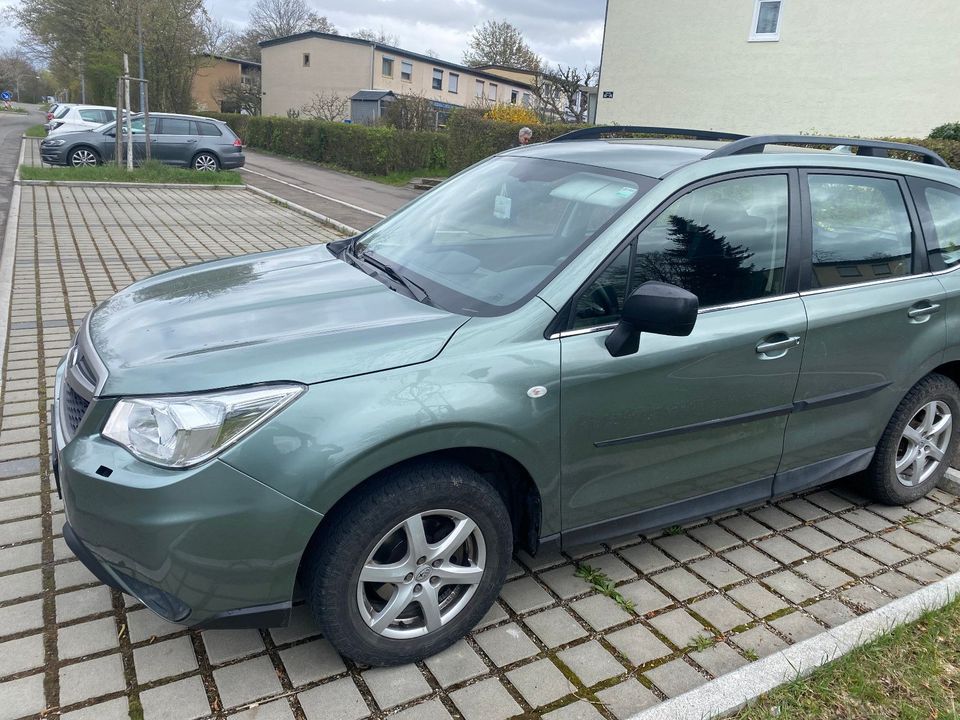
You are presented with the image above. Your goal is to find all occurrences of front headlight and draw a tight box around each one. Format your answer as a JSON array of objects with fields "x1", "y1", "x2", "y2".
[
  {"x1": 102, "y1": 384, "x2": 304, "y2": 468},
  {"x1": 42, "y1": 138, "x2": 66, "y2": 146}
]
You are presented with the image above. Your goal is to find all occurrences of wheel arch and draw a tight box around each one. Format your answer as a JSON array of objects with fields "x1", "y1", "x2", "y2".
[
  {"x1": 931, "y1": 359, "x2": 960, "y2": 390},
  {"x1": 296, "y1": 447, "x2": 545, "y2": 582},
  {"x1": 191, "y1": 150, "x2": 221, "y2": 169},
  {"x1": 68, "y1": 144, "x2": 102, "y2": 164}
]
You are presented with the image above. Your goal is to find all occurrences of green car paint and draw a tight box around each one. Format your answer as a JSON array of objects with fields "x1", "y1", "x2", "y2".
[{"x1": 55, "y1": 137, "x2": 960, "y2": 629}]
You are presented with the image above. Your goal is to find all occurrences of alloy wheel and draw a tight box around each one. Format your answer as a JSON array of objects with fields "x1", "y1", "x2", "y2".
[
  {"x1": 896, "y1": 400, "x2": 952, "y2": 487},
  {"x1": 70, "y1": 149, "x2": 97, "y2": 167},
  {"x1": 356, "y1": 509, "x2": 486, "y2": 639},
  {"x1": 194, "y1": 154, "x2": 218, "y2": 171}
]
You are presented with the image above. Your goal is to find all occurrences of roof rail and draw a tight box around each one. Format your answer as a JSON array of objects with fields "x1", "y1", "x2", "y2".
[
  {"x1": 548, "y1": 126, "x2": 748, "y2": 143},
  {"x1": 703, "y1": 135, "x2": 950, "y2": 168}
]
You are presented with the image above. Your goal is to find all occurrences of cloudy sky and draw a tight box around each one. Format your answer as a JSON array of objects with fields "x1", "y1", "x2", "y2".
[{"x1": 2, "y1": 0, "x2": 606, "y2": 70}]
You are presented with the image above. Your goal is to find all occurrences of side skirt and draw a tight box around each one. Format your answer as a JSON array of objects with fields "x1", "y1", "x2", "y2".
[{"x1": 554, "y1": 447, "x2": 874, "y2": 551}]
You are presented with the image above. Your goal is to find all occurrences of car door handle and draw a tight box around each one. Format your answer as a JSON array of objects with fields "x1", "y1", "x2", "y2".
[
  {"x1": 186, "y1": 139, "x2": 197, "y2": 143},
  {"x1": 756, "y1": 335, "x2": 801, "y2": 357},
  {"x1": 907, "y1": 302, "x2": 941, "y2": 320}
]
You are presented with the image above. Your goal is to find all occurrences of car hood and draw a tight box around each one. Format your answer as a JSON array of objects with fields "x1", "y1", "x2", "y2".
[{"x1": 88, "y1": 244, "x2": 468, "y2": 395}]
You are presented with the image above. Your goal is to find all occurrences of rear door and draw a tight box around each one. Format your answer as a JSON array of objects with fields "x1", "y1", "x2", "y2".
[
  {"x1": 153, "y1": 117, "x2": 196, "y2": 166},
  {"x1": 559, "y1": 171, "x2": 807, "y2": 540},
  {"x1": 780, "y1": 171, "x2": 947, "y2": 490}
]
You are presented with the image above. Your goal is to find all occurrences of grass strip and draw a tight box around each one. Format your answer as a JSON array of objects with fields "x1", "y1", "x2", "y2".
[
  {"x1": 732, "y1": 596, "x2": 960, "y2": 719},
  {"x1": 20, "y1": 161, "x2": 244, "y2": 185}
]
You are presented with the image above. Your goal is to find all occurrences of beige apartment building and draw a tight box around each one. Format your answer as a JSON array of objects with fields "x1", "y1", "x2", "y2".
[
  {"x1": 192, "y1": 54, "x2": 261, "y2": 113},
  {"x1": 597, "y1": 0, "x2": 960, "y2": 137},
  {"x1": 260, "y1": 32, "x2": 534, "y2": 120}
]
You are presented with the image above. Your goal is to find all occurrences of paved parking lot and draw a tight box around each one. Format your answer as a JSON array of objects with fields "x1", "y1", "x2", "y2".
[{"x1": 2, "y1": 181, "x2": 960, "y2": 720}]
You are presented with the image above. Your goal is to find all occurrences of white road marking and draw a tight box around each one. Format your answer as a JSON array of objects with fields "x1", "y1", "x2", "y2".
[{"x1": 241, "y1": 167, "x2": 387, "y2": 219}]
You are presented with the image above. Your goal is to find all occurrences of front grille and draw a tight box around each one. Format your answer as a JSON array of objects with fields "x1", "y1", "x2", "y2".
[{"x1": 63, "y1": 384, "x2": 90, "y2": 436}]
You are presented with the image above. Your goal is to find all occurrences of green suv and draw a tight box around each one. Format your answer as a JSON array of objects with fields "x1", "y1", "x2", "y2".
[{"x1": 54, "y1": 128, "x2": 960, "y2": 665}]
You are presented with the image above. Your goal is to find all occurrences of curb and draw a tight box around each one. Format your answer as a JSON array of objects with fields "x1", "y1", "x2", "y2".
[
  {"x1": 0, "y1": 149, "x2": 23, "y2": 397},
  {"x1": 245, "y1": 184, "x2": 360, "y2": 236},
  {"x1": 628, "y1": 568, "x2": 960, "y2": 720},
  {"x1": 942, "y1": 467, "x2": 960, "y2": 495}
]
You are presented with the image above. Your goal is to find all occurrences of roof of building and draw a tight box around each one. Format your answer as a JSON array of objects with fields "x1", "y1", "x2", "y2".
[
  {"x1": 199, "y1": 52, "x2": 261, "y2": 68},
  {"x1": 475, "y1": 63, "x2": 538, "y2": 77},
  {"x1": 350, "y1": 90, "x2": 395, "y2": 101},
  {"x1": 258, "y1": 31, "x2": 534, "y2": 88}
]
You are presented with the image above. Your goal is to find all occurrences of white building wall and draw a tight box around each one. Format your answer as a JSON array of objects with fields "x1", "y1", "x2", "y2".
[{"x1": 597, "y1": 0, "x2": 960, "y2": 138}]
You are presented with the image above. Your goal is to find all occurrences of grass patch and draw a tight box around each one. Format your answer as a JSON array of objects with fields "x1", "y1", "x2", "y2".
[
  {"x1": 0, "y1": 105, "x2": 28, "y2": 114},
  {"x1": 732, "y1": 597, "x2": 960, "y2": 719},
  {"x1": 247, "y1": 147, "x2": 449, "y2": 187},
  {"x1": 20, "y1": 161, "x2": 244, "y2": 185},
  {"x1": 25, "y1": 124, "x2": 46, "y2": 138},
  {"x1": 575, "y1": 563, "x2": 635, "y2": 612}
]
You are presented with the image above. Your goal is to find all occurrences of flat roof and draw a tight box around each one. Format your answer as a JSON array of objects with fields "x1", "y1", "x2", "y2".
[
  {"x1": 259, "y1": 31, "x2": 533, "y2": 88},
  {"x1": 199, "y1": 52, "x2": 261, "y2": 68}
]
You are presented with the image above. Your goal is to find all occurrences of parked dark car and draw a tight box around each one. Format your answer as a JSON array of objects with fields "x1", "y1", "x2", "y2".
[{"x1": 39, "y1": 113, "x2": 245, "y2": 171}]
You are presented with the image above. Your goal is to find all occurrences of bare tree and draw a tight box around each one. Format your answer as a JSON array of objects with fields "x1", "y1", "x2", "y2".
[
  {"x1": 214, "y1": 73, "x2": 262, "y2": 114},
  {"x1": 249, "y1": 0, "x2": 336, "y2": 40},
  {"x1": 533, "y1": 64, "x2": 598, "y2": 123},
  {"x1": 352, "y1": 27, "x2": 400, "y2": 46},
  {"x1": 462, "y1": 20, "x2": 540, "y2": 70},
  {"x1": 383, "y1": 93, "x2": 437, "y2": 131},
  {"x1": 202, "y1": 15, "x2": 237, "y2": 55},
  {"x1": 300, "y1": 90, "x2": 348, "y2": 121}
]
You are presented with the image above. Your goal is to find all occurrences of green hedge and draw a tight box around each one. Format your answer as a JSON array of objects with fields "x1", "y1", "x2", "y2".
[
  {"x1": 202, "y1": 114, "x2": 447, "y2": 175},
  {"x1": 929, "y1": 123, "x2": 960, "y2": 142},
  {"x1": 445, "y1": 111, "x2": 582, "y2": 173},
  {"x1": 882, "y1": 137, "x2": 960, "y2": 169}
]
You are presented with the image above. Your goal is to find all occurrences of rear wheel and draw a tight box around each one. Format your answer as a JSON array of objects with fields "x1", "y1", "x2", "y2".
[
  {"x1": 68, "y1": 147, "x2": 99, "y2": 167},
  {"x1": 302, "y1": 461, "x2": 512, "y2": 666},
  {"x1": 192, "y1": 153, "x2": 219, "y2": 171},
  {"x1": 864, "y1": 373, "x2": 959, "y2": 504}
]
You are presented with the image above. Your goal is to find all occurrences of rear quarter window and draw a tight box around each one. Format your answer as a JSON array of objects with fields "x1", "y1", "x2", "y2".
[
  {"x1": 922, "y1": 185, "x2": 960, "y2": 269},
  {"x1": 196, "y1": 122, "x2": 223, "y2": 137}
]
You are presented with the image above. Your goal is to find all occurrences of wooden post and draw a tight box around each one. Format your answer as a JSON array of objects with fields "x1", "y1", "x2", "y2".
[
  {"x1": 143, "y1": 81, "x2": 151, "y2": 162},
  {"x1": 115, "y1": 77, "x2": 122, "y2": 167},
  {"x1": 123, "y1": 54, "x2": 133, "y2": 170}
]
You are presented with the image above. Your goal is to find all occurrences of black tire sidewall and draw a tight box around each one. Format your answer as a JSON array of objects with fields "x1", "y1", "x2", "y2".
[
  {"x1": 307, "y1": 464, "x2": 512, "y2": 665},
  {"x1": 69, "y1": 147, "x2": 99, "y2": 166},
  {"x1": 870, "y1": 374, "x2": 960, "y2": 504},
  {"x1": 194, "y1": 153, "x2": 219, "y2": 170}
]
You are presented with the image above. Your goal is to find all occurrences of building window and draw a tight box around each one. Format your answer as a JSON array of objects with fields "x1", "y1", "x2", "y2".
[
  {"x1": 432, "y1": 68, "x2": 443, "y2": 90},
  {"x1": 522, "y1": 92, "x2": 531, "y2": 106},
  {"x1": 487, "y1": 82, "x2": 497, "y2": 101},
  {"x1": 449, "y1": 73, "x2": 459, "y2": 93},
  {"x1": 302, "y1": 53, "x2": 310, "y2": 67},
  {"x1": 401, "y1": 61, "x2": 413, "y2": 81},
  {"x1": 382, "y1": 57, "x2": 394, "y2": 77},
  {"x1": 750, "y1": 0, "x2": 783, "y2": 41},
  {"x1": 510, "y1": 90, "x2": 518, "y2": 104},
  {"x1": 475, "y1": 80, "x2": 484, "y2": 98}
]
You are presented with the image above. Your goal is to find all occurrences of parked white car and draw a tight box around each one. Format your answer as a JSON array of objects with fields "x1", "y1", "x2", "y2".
[{"x1": 47, "y1": 105, "x2": 120, "y2": 136}]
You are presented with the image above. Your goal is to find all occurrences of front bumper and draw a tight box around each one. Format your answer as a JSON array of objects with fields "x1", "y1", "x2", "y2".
[
  {"x1": 53, "y1": 364, "x2": 322, "y2": 628},
  {"x1": 39, "y1": 145, "x2": 69, "y2": 165}
]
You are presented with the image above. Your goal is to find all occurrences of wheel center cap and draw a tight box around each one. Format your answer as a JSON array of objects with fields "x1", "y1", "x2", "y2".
[{"x1": 414, "y1": 565, "x2": 432, "y2": 582}]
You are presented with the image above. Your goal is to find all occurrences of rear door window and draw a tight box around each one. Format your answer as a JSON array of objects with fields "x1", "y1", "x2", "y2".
[
  {"x1": 158, "y1": 118, "x2": 193, "y2": 135},
  {"x1": 807, "y1": 174, "x2": 913, "y2": 288},
  {"x1": 920, "y1": 184, "x2": 960, "y2": 270},
  {"x1": 79, "y1": 109, "x2": 105, "y2": 123}
]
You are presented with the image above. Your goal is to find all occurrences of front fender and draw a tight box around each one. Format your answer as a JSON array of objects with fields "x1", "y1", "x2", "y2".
[{"x1": 221, "y1": 321, "x2": 562, "y2": 536}]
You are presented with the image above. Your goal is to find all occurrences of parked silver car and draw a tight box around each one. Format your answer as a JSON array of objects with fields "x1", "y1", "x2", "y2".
[{"x1": 39, "y1": 113, "x2": 245, "y2": 170}]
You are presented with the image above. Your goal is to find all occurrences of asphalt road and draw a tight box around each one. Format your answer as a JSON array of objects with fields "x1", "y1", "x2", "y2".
[
  {"x1": 0, "y1": 106, "x2": 41, "y2": 238},
  {"x1": 241, "y1": 149, "x2": 420, "y2": 232}
]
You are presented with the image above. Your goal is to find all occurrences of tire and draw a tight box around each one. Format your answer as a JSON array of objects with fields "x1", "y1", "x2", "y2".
[
  {"x1": 192, "y1": 152, "x2": 219, "y2": 171},
  {"x1": 864, "y1": 373, "x2": 959, "y2": 504},
  {"x1": 302, "y1": 461, "x2": 513, "y2": 666},
  {"x1": 68, "y1": 147, "x2": 100, "y2": 167}
]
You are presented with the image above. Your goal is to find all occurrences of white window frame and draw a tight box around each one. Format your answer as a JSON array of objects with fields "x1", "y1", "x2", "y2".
[
  {"x1": 749, "y1": 0, "x2": 783, "y2": 42},
  {"x1": 401, "y1": 60, "x2": 413, "y2": 82},
  {"x1": 448, "y1": 72, "x2": 459, "y2": 94},
  {"x1": 382, "y1": 56, "x2": 394, "y2": 77},
  {"x1": 475, "y1": 79, "x2": 484, "y2": 98},
  {"x1": 487, "y1": 82, "x2": 498, "y2": 101},
  {"x1": 432, "y1": 68, "x2": 443, "y2": 90}
]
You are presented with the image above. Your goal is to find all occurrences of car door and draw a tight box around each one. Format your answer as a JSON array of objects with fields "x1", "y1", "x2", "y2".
[
  {"x1": 153, "y1": 117, "x2": 196, "y2": 166},
  {"x1": 559, "y1": 171, "x2": 807, "y2": 541},
  {"x1": 106, "y1": 116, "x2": 155, "y2": 164},
  {"x1": 779, "y1": 171, "x2": 947, "y2": 489},
  {"x1": 77, "y1": 108, "x2": 107, "y2": 131}
]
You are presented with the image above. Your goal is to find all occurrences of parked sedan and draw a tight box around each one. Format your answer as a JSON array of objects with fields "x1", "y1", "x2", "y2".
[
  {"x1": 48, "y1": 105, "x2": 120, "y2": 136},
  {"x1": 39, "y1": 113, "x2": 245, "y2": 170}
]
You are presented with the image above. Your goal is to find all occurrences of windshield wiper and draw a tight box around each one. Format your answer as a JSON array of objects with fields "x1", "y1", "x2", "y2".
[{"x1": 356, "y1": 251, "x2": 432, "y2": 305}]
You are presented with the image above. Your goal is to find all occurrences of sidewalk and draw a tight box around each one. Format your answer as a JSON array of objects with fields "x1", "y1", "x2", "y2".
[{"x1": 1, "y1": 178, "x2": 960, "y2": 720}]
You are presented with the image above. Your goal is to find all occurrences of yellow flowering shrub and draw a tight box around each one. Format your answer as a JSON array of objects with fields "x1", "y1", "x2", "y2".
[{"x1": 483, "y1": 103, "x2": 539, "y2": 125}]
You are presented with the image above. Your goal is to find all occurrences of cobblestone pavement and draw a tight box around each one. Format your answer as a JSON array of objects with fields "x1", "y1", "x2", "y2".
[{"x1": 2, "y1": 182, "x2": 960, "y2": 720}]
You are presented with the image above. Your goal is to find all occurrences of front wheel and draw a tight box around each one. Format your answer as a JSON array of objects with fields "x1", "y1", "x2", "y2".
[
  {"x1": 865, "y1": 373, "x2": 959, "y2": 504},
  {"x1": 302, "y1": 461, "x2": 512, "y2": 666},
  {"x1": 192, "y1": 152, "x2": 219, "y2": 171},
  {"x1": 68, "y1": 147, "x2": 100, "y2": 167}
]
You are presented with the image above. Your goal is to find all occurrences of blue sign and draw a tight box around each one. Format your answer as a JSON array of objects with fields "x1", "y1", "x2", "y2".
[{"x1": 0, "y1": 91, "x2": 11, "y2": 101}]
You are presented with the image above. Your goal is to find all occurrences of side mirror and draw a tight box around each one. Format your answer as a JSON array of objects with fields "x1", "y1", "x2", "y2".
[{"x1": 605, "y1": 281, "x2": 699, "y2": 358}]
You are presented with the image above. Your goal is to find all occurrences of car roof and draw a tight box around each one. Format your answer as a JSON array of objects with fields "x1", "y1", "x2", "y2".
[
  {"x1": 69, "y1": 105, "x2": 120, "y2": 111},
  {"x1": 143, "y1": 112, "x2": 226, "y2": 123},
  {"x1": 508, "y1": 136, "x2": 959, "y2": 183}
]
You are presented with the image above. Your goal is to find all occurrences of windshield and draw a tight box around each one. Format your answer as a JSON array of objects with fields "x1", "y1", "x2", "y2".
[{"x1": 354, "y1": 156, "x2": 655, "y2": 315}]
